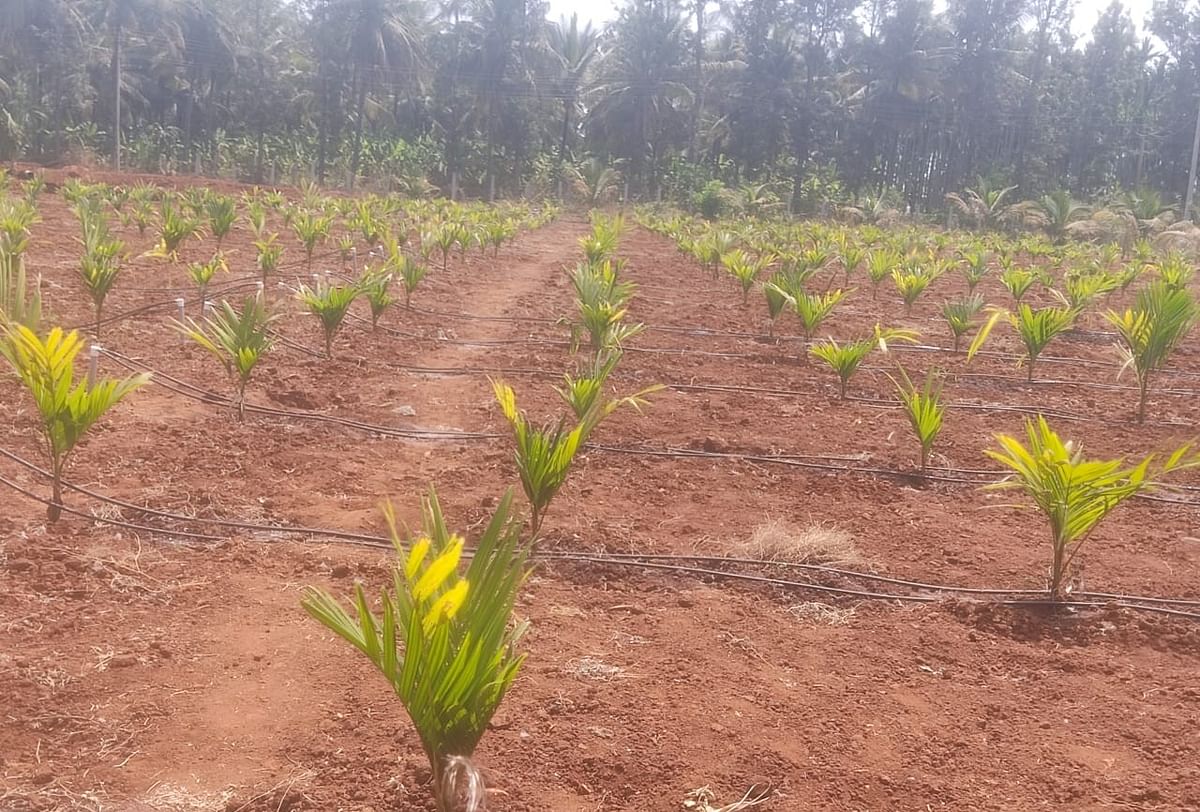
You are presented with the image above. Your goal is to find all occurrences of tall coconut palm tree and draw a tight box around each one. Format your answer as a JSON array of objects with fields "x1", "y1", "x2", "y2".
[
  {"x1": 586, "y1": 0, "x2": 693, "y2": 195},
  {"x1": 93, "y1": 0, "x2": 182, "y2": 171},
  {"x1": 548, "y1": 14, "x2": 600, "y2": 165}
]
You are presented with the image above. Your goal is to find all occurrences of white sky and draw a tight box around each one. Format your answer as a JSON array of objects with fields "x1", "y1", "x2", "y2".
[{"x1": 546, "y1": 0, "x2": 1159, "y2": 40}]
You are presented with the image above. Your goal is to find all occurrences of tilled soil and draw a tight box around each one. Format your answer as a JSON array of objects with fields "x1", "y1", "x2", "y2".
[{"x1": 2, "y1": 168, "x2": 1199, "y2": 811}]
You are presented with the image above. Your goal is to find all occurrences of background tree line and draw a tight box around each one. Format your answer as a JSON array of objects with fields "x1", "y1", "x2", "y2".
[{"x1": 2, "y1": 0, "x2": 1199, "y2": 211}]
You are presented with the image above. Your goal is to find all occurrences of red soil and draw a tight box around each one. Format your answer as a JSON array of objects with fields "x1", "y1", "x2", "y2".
[{"x1": 2, "y1": 179, "x2": 1199, "y2": 811}]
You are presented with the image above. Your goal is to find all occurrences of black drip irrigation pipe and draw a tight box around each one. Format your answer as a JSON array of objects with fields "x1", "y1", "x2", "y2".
[
  {"x1": 82, "y1": 350, "x2": 1200, "y2": 505},
  {"x1": 64, "y1": 263, "x2": 1200, "y2": 386},
  {"x1": 2, "y1": 448, "x2": 1199, "y2": 620}
]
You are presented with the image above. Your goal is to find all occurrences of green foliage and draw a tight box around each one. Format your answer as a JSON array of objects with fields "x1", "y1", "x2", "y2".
[
  {"x1": 970, "y1": 304, "x2": 1077, "y2": 381},
  {"x1": 809, "y1": 326, "x2": 919, "y2": 398},
  {"x1": 186, "y1": 253, "x2": 228, "y2": 312},
  {"x1": 889, "y1": 367, "x2": 944, "y2": 474},
  {"x1": 721, "y1": 249, "x2": 774, "y2": 303},
  {"x1": 296, "y1": 280, "x2": 361, "y2": 358},
  {"x1": 291, "y1": 210, "x2": 335, "y2": 268},
  {"x1": 1105, "y1": 281, "x2": 1199, "y2": 422},
  {"x1": 986, "y1": 417, "x2": 1195, "y2": 599},
  {"x1": 999, "y1": 266, "x2": 1037, "y2": 304},
  {"x1": 150, "y1": 201, "x2": 203, "y2": 261},
  {"x1": 362, "y1": 268, "x2": 397, "y2": 328},
  {"x1": 941, "y1": 294, "x2": 985, "y2": 352},
  {"x1": 174, "y1": 295, "x2": 276, "y2": 419},
  {"x1": 255, "y1": 234, "x2": 284, "y2": 282},
  {"x1": 958, "y1": 249, "x2": 990, "y2": 292},
  {"x1": 866, "y1": 248, "x2": 901, "y2": 297},
  {"x1": 206, "y1": 195, "x2": 238, "y2": 248},
  {"x1": 775, "y1": 287, "x2": 849, "y2": 339},
  {"x1": 302, "y1": 491, "x2": 530, "y2": 812},
  {"x1": 77, "y1": 207, "x2": 124, "y2": 337},
  {"x1": 492, "y1": 379, "x2": 598, "y2": 536},
  {"x1": 0, "y1": 325, "x2": 149, "y2": 521},
  {"x1": 891, "y1": 266, "x2": 933, "y2": 312},
  {"x1": 0, "y1": 251, "x2": 41, "y2": 331}
]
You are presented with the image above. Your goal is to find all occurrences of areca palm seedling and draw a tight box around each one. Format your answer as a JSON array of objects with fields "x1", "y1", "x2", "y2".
[
  {"x1": 892, "y1": 266, "x2": 934, "y2": 313},
  {"x1": 969, "y1": 304, "x2": 1077, "y2": 381},
  {"x1": 889, "y1": 366, "x2": 945, "y2": 475},
  {"x1": 432, "y1": 222, "x2": 458, "y2": 272},
  {"x1": 245, "y1": 198, "x2": 268, "y2": 238},
  {"x1": 1063, "y1": 268, "x2": 1120, "y2": 309},
  {"x1": 206, "y1": 195, "x2": 238, "y2": 249},
  {"x1": 1155, "y1": 253, "x2": 1193, "y2": 291},
  {"x1": 0, "y1": 250, "x2": 41, "y2": 331},
  {"x1": 78, "y1": 208, "x2": 124, "y2": 337},
  {"x1": 942, "y1": 294, "x2": 985, "y2": 352},
  {"x1": 809, "y1": 326, "x2": 918, "y2": 398},
  {"x1": 303, "y1": 490, "x2": 531, "y2": 812},
  {"x1": 958, "y1": 249, "x2": 990, "y2": 293},
  {"x1": 1105, "y1": 280, "x2": 1198, "y2": 422},
  {"x1": 721, "y1": 249, "x2": 775, "y2": 303},
  {"x1": 361, "y1": 268, "x2": 396, "y2": 328},
  {"x1": 866, "y1": 248, "x2": 901, "y2": 298},
  {"x1": 174, "y1": 295, "x2": 276, "y2": 419},
  {"x1": 0, "y1": 325, "x2": 149, "y2": 521},
  {"x1": 493, "y1": 378, "x2": 595, "y2": 536},
  {"x1": 999, "y1": 266, "x2": 1037, "y2": 304},
  {"x1": 255, "y1": 234, "x2": 284, "y2": 284},
  {"x1": 296, "y1": 280, "x2": 361, "y2": 358},
  {"x1": 150, "y1": 201, "x2": 203, "y2": 261},
  {"x1": 554, "y1": 351, "x2": 662, "y2": 419},
  {"x1": 579, "y1": 213, "x2": 624, "y2": 265},
  {"x1": 291, "y1": 210, "x2": 334, "y2": 268},
  {"x1": 783, "y1": 288, "x2": 849, "y2": 339},
  {"x1": 839, "y1": 243, "x2": 866, "y2": 284},
  {"x1": 187, "y1": 253, "x2": 228, "y2": 314},
  {"x1": 986, "y1": 416, "x2": 1196, "y2": 600}
]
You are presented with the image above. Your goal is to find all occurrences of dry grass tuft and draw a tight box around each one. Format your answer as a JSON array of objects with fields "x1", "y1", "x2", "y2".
[
  {"x1": 562, "y1": 656, "x2": 625, "y2": 682},
  {"x1": 683, "y1": 785, "x2": 773, "y2": 811},
  {"x1": 738, "y1": 519, "x2": 863, "y2": 567},
  {"x1": 788, "y1": 602, "x2": 857, "y2": 626}
]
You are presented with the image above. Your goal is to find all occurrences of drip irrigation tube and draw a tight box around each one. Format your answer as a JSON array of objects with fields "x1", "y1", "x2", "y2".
[
  {"x1": 3, "y1": 460, "x2": 1198, "y2": 620},
  {"x1": 90, "y1": 349, "x2": 1200, "y2": 506}
]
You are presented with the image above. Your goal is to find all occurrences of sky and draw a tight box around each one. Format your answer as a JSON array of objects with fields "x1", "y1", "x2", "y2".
[{"x1": 546, "y1": 0, "x2": 1160, "y2": 40}]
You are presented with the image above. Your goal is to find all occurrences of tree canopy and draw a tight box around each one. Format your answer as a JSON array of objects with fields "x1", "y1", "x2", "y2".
[{"x1": 0, "y1": 0, "x2": 1193, "y2": 208}]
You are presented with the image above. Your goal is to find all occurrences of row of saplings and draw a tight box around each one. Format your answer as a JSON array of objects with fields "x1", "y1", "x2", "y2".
[
  {"x1": 2, "y1": 213, "x2": 1199, "y2": 810},
  {"x1": 640, "y1": 208, "x2": 1200, "y2": 425}
]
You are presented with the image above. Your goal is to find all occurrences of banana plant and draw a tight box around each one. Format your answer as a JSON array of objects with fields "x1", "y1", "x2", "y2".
[
  {"x1": 1105, "y1": 281, "x2": 1198, "y2": 423},
  {"x1": 206, "y1": 195, "x2": 238, "y2": 249},
  {"x1": 302, "y1": 490, "x2": 530, "y2": 812},
  {"x1": 296, "y1": 280, "x2": 361, "y2": 358},
  {"x1": 0, "y1": 325, "x2": 150, "y2": 521},
  {"x1": 174, "y1": 295, "x2": 276, "y2": 420},
  {"x1": 942, "y1": 294, "x2": 985, "y2": 352},
  {"x1": 186, "y1": 253, "x2": 228, "y2": 314},
  {"x1": 969, "y1": 304, "x2": 1077, "y2": 381},
  {"x1": 889, "y1": 366, "x2": 945, "y2": 475},
  {"x1": 809, "y1": 326, "x2": 918, "y2": 398},
  {"x1": 986, "y1": 417, "x2": 1196, "y2": 600}
]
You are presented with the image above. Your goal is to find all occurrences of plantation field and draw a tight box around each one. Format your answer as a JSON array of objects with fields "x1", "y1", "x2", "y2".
[{"x1": 3, "y1": 171, "x2": 1200, "y2": 811}]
